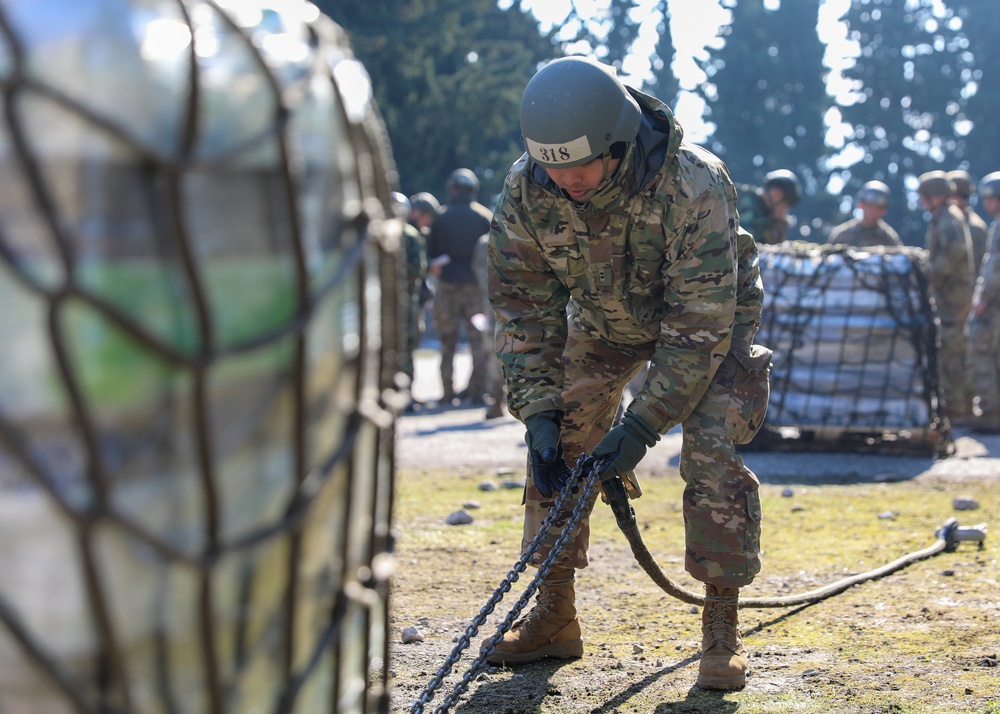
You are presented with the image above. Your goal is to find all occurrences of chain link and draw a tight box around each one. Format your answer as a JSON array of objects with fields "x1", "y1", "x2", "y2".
[{"x1": 409, "y1": 456, "x2": 602, "y2": 714}]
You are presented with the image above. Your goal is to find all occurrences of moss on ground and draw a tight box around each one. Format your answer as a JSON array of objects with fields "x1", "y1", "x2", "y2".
[{"x1": 389, "y1": 465, "x2": 999, "y2": 713}]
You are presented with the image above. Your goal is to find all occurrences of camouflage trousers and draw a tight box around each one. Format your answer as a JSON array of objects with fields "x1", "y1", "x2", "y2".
[
  {"x1": 431, "y1": 281, "x2": 488, "y2": 398},
  {"x1": 939, "y1": 318, "x2": 971, "y2": 418},
  {"x1": 521, "y1": 323, "x2": 762, "y2": 589},
  {"x1": 480, "y1": 312, "x2": 505, "y2": 406},
  {"x1": 967, "y1": 315, "x2": 1000, "y2": 418}
]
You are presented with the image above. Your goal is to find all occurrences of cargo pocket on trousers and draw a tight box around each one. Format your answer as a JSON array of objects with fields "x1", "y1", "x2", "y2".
[{"x1": 726, "y1": 344, "x2": 773, "y2": 444}]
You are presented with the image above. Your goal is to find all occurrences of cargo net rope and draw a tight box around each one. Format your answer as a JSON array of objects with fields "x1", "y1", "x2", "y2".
[
  {"x1": 0, "y1": 4, "x2": 403, "y2": 714},
  {"x1": 748, "y1": 242, "x2": 953, "y2": 456}
]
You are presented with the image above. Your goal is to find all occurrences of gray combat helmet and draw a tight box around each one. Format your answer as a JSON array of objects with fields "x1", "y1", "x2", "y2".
[
  {"x1": 978, "y1": 172, "x2": 1000, "y2": 199},
  {"x1": 764, "y1": 169, "x2": 801, "y2": 206},
  {"x1": 519, "y1": 56, "x2": 641, "y2": 169},
  {"x1": 917, "y1": 170, "x2": 953, "y2": 198},
  {"x1": 857, "y1": 180, "x2": 890, "y2": 207},
  {"x1": 947, "y1": 170, "x2": 974, "y2": 198},
  {"x1": 448, "y1": 168, "x2": 479, "y2": 193}
]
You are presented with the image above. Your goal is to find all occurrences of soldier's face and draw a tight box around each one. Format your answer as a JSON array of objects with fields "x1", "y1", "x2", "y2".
[
  {"x1": 545, "y1": 155, "x2": 621, "y2": 204},
  {"x1": 859, "y1": 200, "x2": 887, "y2": 223}
]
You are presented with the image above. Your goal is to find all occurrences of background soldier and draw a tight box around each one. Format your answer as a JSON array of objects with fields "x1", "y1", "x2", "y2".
[
  {"x1": 737, "y1": 169, "x2": 801, "y2": 245},
  {"x1": 409, "y1": 191, "x2": 441, "y2": 234},
  {"x1": 918, "y1": 170, "x2": 975, "y2": 423},
  {"x1": 427, "y1": 169, "x2": 493, "y2": 405},
  {"x1": 828, "y1": 180, "x2": 902, "y2": 247},
  {"x1": 485, "y1": 56, "x2": 771, "y2": 691},
  {"x1": 948, "y1": 170, "x2": 990, "y2": 276},
  {"x1": 395, "y1": 192, "x2": 430, "y2": 406},
  {"x1": 966, "y1": 171, "x2": 1000, "y2": 433}
]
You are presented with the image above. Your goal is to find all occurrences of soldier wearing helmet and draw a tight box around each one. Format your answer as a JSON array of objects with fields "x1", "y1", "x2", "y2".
[
  {"x1": 486, "y1": 55, "x2": 770, "y2": 691},
  {"x1": 735, "y1": 169, "x2": 800, "y2": 245},
  {"x1": 427, "y1": 168, "x2": 493, "y2": 405},
  {"x1": 393, "y1": 191, "x2": 431, "y2": 404},
  {"x1": 948, "y1": 170, "x2": 990, "y2": 275},
  {"x1": 965, "y1": 171, "x2": 1000, "y2": 433},
  {"x1": 828, "y1": 180, "x2": 902, "y2": 248},
  {"x1": 918, "y1": 169, "x2": 975, "y2": 422}
]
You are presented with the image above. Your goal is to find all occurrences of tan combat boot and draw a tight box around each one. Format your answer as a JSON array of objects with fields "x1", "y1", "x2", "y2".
[
  {"x1": 485, "y1": 568, "x2": 583, "y2": 664},
  {"x1": 697, "y1": 584, "x2": 749, "y2": 690}
]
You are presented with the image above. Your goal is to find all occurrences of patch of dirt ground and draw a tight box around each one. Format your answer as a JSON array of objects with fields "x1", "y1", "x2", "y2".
[{"x1": 385, "y1": 351, "x2": 1000, "y2": 714}]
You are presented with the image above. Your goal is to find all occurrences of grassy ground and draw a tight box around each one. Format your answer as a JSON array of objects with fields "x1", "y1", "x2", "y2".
[{"x1": 386, "y1": 463, "x2": 999, "y2": 714}]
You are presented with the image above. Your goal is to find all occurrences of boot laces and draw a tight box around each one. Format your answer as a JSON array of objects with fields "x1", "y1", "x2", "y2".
[
  {"x1": 518, "y1": 578, "x2": 573, "y2": 628},
  {"x1": 704, "y1": 594, "x2": 742, "y2": 654}
]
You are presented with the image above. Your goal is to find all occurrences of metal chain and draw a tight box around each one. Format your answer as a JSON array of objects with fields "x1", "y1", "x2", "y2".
[{"x1": 409, "y1": 457, "x2": 602, "y2": 714}]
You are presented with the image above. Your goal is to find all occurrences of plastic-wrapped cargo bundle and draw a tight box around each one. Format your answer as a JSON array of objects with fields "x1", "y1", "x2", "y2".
[
  {"x1": 752, "y1": 242, "x2": 950, "y2": 455},
  {"x1": 0, "y1": 2, "x2": 402, "y2": 712}
]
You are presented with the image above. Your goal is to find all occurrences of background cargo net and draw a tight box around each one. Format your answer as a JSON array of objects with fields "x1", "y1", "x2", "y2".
[
  {"x1": 750, "y1": 242, "x2": 952, "y2": 456},
  {"x1": 0, "y1": 3, "x2": 400, "y2": 713}
]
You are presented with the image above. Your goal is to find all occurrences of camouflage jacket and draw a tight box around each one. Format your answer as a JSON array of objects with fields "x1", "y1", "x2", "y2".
[
  {"x1": 828, "y1": 217, "x2": 902, "y2": 248},
  {"x1": 488, "y1": 88, "x2": 763, "y2": 430},
  {"x1": 925, "y1": 202, "x2": 974, "y2": 326},
  {"x1": 972, "y1": 219, "x2": 1000, "y2": 321},
  {"x1": 963, "y1": 206, "x2": 990, "y2": 276}
]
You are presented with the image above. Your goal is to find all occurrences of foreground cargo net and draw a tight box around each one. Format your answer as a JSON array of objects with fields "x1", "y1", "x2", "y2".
[
  {"x1": 0, "y1": 2, "x2": 401, "y2": 713},
  {"x1": 749, "y1": 242, "x2": 952, "y2": 456}
]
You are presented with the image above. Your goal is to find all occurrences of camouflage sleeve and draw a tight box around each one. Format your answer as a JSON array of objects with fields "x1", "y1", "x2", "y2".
[
  {"x1": 930, "y1": 213, "x2": 973, "y2": 321},
  {"x1": 627, "y1": 185, "x2": 740, "y2": 433},
  {"x1": 733, "y1": 224, "x2": 763, "y2": 344},
  {"x1": 472, "y1": 233, "x2": 489, "y2": 292},
  {"x1": 973, "y1": 222, "x2": 1000, "y2": 314},
  {"x1": 488, "y1": 185, "x2": 571, "y2": 422},
  {"x1": 931, "y1": 215, "x2": 970, "y2": 277}
]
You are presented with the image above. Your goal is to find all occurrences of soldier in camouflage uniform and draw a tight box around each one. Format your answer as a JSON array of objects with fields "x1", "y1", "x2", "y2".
[
  {"x1": 484, "y1": 56, "x2": 772, "y2": 691},
  {"x1": 918, "y1": 171, "x2": 975, "y2": 422},
  {"x1": 737, "y1": 169, "x2": 800, "y2": 245},
  {"x1": 828, "y1": 180, "x2": 902, "y2": 248},
  {"x1": 948, "y1": 170, "x2": 990, "y2": 276},
  {"x1": 393, "y1": 193, "x2": 429, "y2": 395},
  {"x1": 966, "y1": 172, "x2": 1000, "y2": 433}
]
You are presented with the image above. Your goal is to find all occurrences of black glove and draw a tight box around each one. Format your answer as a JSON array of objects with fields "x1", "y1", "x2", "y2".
[
  {"x1": 524, "y1": 410, "x2": 571, "y2": 498},
  {"x1": 591, "y1": 411, "x2": 660, "y2": 480}
]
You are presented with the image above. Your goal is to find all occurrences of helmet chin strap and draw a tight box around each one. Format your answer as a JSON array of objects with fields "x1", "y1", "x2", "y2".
[{"x1": 589, "y1": 149, "x2": 618, "y2": 196}]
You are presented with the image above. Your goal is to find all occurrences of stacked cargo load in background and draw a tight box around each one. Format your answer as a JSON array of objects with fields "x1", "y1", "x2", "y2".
[{"x1": 750, "y1": 242, "x2": 952, "y2": 456}]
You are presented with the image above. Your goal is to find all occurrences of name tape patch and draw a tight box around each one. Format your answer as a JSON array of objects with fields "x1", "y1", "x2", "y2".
[{"x1": 525, "y1": 135, "x2": 592, "y2": 165}]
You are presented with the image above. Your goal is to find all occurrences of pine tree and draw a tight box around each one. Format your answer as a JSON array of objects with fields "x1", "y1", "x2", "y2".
[
  {"x1": 698, "y1": 0, "x2": 831, "y2": 238},
  {"x1": 837, "y1": 0, "x2": 971, "y2": 243},
  {"x1": 320, "y1": 0, "x2": 556, "y2": 199},
  {"x1": 645, "y1": 0, "x2": 680, "y2": 108}
]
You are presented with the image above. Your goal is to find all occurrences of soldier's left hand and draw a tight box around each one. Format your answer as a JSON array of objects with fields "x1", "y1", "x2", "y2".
[{"x1": 592, "y1": 412, "x2": 660, "y2": 480}]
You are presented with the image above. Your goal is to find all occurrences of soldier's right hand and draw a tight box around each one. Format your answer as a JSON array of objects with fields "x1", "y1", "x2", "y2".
[{"x1": 524, "y1": 410, "x2": 570, "y2": 498}]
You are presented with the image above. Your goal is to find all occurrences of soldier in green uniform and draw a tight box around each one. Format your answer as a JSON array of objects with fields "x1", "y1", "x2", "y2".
[
  {"x1": 828, "y1": 180, "x2": 902, "y2": 248},
  {"x1": 948, "y1": 170, "x2": 990, "y2": 276},
  {"x1": 966, "y1": 172, "x2": 1000, "y2": 433},
  {"x1": 737, "y1": 169, "x2": 800, "y2": 245},
  {"x1": 394, "y1": 192, "x2": 429, "y2": 395},
  {"x1": 918, "y1": 170, "x2": 974, "y2": 422},
  {"x1": 485, "y1": 56, "x2": 771, "y2": 691}
]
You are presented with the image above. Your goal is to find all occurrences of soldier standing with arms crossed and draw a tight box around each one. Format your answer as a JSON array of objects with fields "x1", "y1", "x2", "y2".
[
  {"x1": 484, "y1": 56, "x2": 771, "y2": 690},
  {"x1": 918, "y1": 170, "x2": 975, "y2": 423}
]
